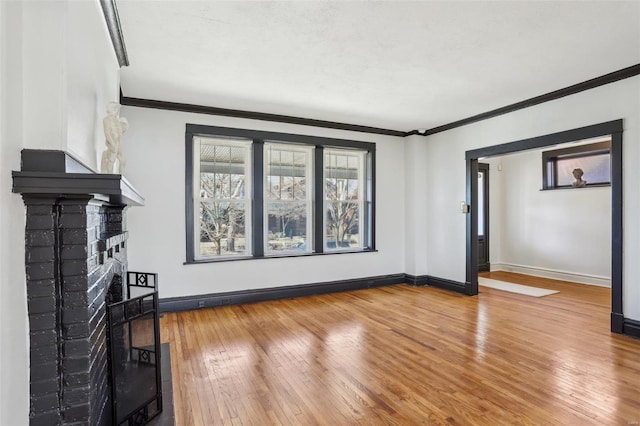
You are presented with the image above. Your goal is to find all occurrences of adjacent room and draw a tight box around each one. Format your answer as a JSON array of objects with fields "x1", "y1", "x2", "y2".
[{"x1": 2, "y1": 1, "x2": 640, "y2": 425}]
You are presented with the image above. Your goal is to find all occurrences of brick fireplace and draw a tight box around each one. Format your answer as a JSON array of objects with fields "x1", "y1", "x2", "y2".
[{"x1": 13, "y1": 150, "x2": 145, "y2": 425}]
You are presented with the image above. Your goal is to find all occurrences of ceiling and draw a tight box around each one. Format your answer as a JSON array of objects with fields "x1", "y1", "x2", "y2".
[{"x1": 117, "y1": 1, "x2": 640, "y2": 133}]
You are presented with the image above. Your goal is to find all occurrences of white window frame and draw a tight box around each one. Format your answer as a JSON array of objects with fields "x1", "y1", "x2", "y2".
[
  {"x1": 193, "y1": 136, "x2": 252, "y2": 260},
  {"x1": 264, "y1": 142, "x2": 314, "y2": 255},
  {"x1": 323, "y1": 148, "x2": 366, "y2": 252}
]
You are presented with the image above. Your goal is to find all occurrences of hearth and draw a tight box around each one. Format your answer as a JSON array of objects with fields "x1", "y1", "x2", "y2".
[{"x1": 12, "y1": 150, "x2": 161, "y2": 425}]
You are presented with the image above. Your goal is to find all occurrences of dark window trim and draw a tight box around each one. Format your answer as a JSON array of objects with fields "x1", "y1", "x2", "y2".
[
  {"x1": 185, "y1": 124, "x2": 376, "y2": 263},
  {"x1": 541, "y1": 140, "x2": 612, "y2": 189}
]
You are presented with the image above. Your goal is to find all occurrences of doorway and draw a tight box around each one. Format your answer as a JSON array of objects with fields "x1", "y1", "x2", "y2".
[
  {"x1": 464, "y1": 120, "x2": 623, "y2": 333},
  {"x1": 477, "y1": 163, "x2": 490, "y2": 272}
]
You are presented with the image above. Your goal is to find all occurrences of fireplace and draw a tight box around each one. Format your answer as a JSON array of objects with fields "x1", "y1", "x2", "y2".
[{"x1": 12, "y1": 150, "x2": 161, "y2": 425}]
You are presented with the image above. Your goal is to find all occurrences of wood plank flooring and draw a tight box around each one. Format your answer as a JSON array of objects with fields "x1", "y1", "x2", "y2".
[{"x1": 160, "y1": 272, "x2": 640, "y2": 425}]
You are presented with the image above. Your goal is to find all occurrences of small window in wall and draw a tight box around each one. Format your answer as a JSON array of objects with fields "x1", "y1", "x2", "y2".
[{"x1": 542, "y1": 140, "x2": 611, "y2": 190}]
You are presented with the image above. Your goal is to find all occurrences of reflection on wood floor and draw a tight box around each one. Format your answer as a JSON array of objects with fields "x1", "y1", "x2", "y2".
[{"x1": 160, "y1": 271, "x2": 640, "y2": 425}]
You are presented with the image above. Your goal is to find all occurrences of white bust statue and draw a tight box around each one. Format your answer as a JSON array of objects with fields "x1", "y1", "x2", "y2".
[{"x1": 101, "y1": 102, "x2": 129, "y2": 174}]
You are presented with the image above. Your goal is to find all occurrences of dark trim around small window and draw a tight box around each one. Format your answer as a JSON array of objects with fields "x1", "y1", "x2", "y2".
[
  {"x1": 185, "y1": 124, "x2": 376, "y2": 263},
  {"x1": 541, "y1": 140, "x2": 611, "y2": 190}
]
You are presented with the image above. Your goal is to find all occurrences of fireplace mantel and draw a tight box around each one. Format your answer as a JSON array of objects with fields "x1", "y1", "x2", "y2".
[{"x1": 12, "y1": 149, "x2": 144, "y2": 206}]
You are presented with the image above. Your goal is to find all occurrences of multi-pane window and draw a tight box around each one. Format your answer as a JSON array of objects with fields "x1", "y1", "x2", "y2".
[
  {"x1": 265, "y1": 143, "x2": 313, "y2": 254},
  {"x1": 324, "y1": 150, "x2": 365, "y2": 250},
  {"x1": 186, "y1": 125, "x2": 375, "y2": 263},
  {"x1": 194, "y1": 137, "x2": 251, "y2": 259}
]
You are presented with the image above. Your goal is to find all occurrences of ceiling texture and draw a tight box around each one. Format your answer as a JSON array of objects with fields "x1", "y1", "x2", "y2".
[{"x1": 117, "y1": 1, "x2": 640, "y2": 133}]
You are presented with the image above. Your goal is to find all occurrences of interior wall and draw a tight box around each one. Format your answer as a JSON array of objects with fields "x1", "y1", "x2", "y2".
[
  {"x1": 485, "y1": 150, "x2": 611, "y2": 286},
  {"x1": 121, "y1": 106, "x2": 406, "y2": 299},
  {"x1": 65, "y1": 0, "x2": 120, "y2": 170},
  {"x1": 404, "y1": 135, "x2": 429, "y2": 276},
  {"x1": 20, "y1": 0, "x2": 118, "y2": 170},
  {"x1": 0, "y1": 2, "x2": 29, "y2": 424},
  {"x1": 423, "y1": 75, "x2": 639, "y2": 320},
  {"x1": 0, "y1": 2, "x2": 119, "y2": 423}
]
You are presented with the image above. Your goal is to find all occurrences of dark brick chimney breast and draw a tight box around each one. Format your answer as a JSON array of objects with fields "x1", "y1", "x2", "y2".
[{"x1": 13, "y1": 150, "x2": 144, "y2": 425}]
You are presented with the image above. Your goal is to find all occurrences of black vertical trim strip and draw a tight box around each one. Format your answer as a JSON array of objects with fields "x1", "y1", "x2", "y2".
[
  {"x1": 185, "y1": 132, "x2": 195, "y2": 263},
  {"x1": 369, "y1": 149, "x2": 376, "y2": 250},
  {"x1": 252, "y1": 141, "x2": 265, "y2": 257},
  {"x1": 611, "y1": 130, "x2": 623, "y2": 332},
  {"x1": 314, "y1": 146, "x2": 325, "y2": 254},
  {"x1": 465, "y1": 159, "x2": 479, "y2": 295},
  {"x1": 99, "y1": 0, "x2": 129, "y2": 67}
]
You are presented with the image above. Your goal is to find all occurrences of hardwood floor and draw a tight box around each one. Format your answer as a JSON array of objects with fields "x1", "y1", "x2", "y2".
[{"x1": 160, "y1": 272, "x2": 640, "y2": 425}]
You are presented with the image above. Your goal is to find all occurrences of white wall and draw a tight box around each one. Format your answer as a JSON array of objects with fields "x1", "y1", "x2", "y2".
[
  {"x1": 485, "y1": 150, "x2": 611, "y2": 286},
  {"x1": 0, "y1": 2, "x2": 119, "y2": 423},
  {"x1": 20, "y1": 0, "x2": 118, "y2": 169},
  {"x1": 65, "y1": 1, "x2": 120, "y2": 170},
  {"x1": 422, "y1": 76, "x2": 640, "y2": 320},
  {"x1": 404, "y1": 135, "x2": 429, "y2": 276},
  {"x1": 1, "y1": 2, "x2": 29, "y2": 424},
  {"x1": 122, "y1": 107, "x2": 406, "y2": 298}
]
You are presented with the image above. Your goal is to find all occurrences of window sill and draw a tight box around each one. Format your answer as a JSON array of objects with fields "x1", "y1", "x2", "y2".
[
  {"x1": 540, "y1": 183, "x2": 611, "y2": 191},
  {"x1": 184, "y1": 248, "x2": 378, "y2": 265}
]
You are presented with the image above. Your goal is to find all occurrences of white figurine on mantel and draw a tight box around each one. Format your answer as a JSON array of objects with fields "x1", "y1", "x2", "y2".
[{"x1": 101, "y1": 102, "x2": 129, "y2": 174}]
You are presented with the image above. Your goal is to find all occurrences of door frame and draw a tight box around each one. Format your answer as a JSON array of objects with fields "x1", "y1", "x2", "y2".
[{"x1": 464, "y1": 119, "x2": 623, "y2": 333}]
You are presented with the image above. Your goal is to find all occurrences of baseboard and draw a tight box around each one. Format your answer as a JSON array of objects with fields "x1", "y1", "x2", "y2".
[
  {"x1": 623, "y1": 318, "x2": 640, "y2": 339},
  {"x1": 491, "y1": 262, "x2": 611, "y2": 287},
  {"x1": 405, "y1": 273, "x2": 428, "y2": 286},
  {"x1": 159, "y1": 273, "x2": 406, "y2": 312},
  {"x1": 611, "y1": 312, "x2": 624, "y2": 333},
  {"x1": 426, "y1": 276, "x2": 468, "y2": 295}
]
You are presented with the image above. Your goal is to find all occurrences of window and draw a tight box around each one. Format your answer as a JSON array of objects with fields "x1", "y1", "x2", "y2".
[
  {"x1": 324, "y1": 149, "x2": 365, "y2": 250},
  {"x1": 265, "y1": 143, "x2": 313, "y2": 254},
  {"x1": 185, "y1": 125, "x2": 375, "y2": 262},
  {"x1": 542, "y1": 140, "x2": 611, "y2": 190},
  {"x1": 193, "y1": 137, "x2": 252, "y2": 259}
]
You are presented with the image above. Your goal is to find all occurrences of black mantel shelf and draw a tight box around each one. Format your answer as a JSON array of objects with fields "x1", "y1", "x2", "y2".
[{"x1": 12, "y1": 149, "x2": 144, "y2": 206}]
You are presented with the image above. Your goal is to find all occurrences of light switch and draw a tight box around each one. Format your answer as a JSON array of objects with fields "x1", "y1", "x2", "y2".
[{"x1": 460, "y1": 202, "x2": 469, "y2": 213}]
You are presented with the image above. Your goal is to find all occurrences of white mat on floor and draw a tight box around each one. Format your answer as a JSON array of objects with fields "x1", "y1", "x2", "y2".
[{"x1": 479, "y1": 277, "x2": 559, "y2": 297}]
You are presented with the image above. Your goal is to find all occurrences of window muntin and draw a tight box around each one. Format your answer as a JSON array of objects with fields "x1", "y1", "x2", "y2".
[
  {"x1": 324, "y1": 149, "x2": 365, "y2": 250},
  {"x1": 194, "y1": 137, "x2": 252, "y2": 259},
  {"x1": 264, "y1": 143, "x2": 313, "y2": 254},
  {"x1": 186, "y1": 125, "x2": 375, "y2": 263}
]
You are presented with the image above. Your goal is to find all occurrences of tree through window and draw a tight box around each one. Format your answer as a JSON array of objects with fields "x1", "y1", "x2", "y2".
[{"x1": 186, "y1": 125, "x2": 375, "y2": 263}]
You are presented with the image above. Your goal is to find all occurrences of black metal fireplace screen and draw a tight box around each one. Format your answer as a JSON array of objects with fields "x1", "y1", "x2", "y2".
[{"x1": 107, "y1": 272, "x2": 163, "y2": 425}]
